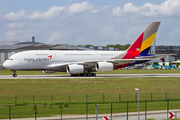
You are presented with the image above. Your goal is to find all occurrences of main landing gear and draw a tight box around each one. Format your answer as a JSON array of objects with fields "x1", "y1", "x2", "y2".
[
  {"x1": 13, "y1": 70, "x2": 17, "y2": 77},
  {"x1": 71, "y1": 73, "x2": 96, "y2": 77}
]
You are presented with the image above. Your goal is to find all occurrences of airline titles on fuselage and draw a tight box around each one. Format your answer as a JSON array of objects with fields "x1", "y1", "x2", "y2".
[{"x1": 24, "y1": 58, "x2": 49, "y2": 62}]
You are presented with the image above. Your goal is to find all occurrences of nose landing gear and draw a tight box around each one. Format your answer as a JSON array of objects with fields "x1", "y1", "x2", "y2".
[{"x1": 13, "y1": 70, "x2": 17, "y2": 77}]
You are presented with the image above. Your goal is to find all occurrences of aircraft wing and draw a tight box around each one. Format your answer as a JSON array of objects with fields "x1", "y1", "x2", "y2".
[
  {"x1": 47, "y1": 58, "x2": 152, "y2": 70},
  {"x1": 47, "y1": 60, "x2": 99, "y2": 70},
  {"x1": 47, "y1": 54, "x2": 175, "y2": 70}
]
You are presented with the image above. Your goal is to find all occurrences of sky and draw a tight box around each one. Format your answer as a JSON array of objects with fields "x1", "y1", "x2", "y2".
[{"x1": 0, "y1": 0, "x2": 180, "y2": 46}]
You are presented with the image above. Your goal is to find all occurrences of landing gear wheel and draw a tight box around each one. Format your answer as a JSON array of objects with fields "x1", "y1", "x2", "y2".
[
  {"x1": 92, "y1": 73, "x2": 96, "y2": 76},
  {"x1": 80, "y1": 73, "x2": 84, "y2": 76},
  {"x1": 13, "y1": 74, "x2": 17, "y2": 77},
  {"x1": 85, "y1": 73, "x2": 89, "y2": 76},
  {"x1": 85, "y1": 73, "x2": 96, "y2": 77},
  {"x1": 88, "y1": 73, "x2": 92, "y2": 76},
  {"x1": 13, "y1": 70, "x2": 17, "y2": 77},
  {"x1": 71, "y1": 74, "x2": 79, "y2": 76},
  {"x1": 70, "y1": 73, "x2": 96, "y2": 77}
]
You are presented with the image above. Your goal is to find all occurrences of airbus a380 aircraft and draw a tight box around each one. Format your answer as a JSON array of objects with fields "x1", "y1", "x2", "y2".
[{"x1": 3, "y1": 21, "x2": 173, "y2": 77}]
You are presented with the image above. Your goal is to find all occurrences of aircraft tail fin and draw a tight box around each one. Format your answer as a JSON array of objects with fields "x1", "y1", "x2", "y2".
[
  {"x1": 139, "y1": 22, "x2": 160, "y2": 55},
  {"x1": 112, "y1": 22, "x2": 160, "y2": 59},
  {"x1": 160, "y1": 57, "x2": 165, "y2": 62}
]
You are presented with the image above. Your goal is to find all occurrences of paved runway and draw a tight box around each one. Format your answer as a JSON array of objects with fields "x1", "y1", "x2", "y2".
[
  {"x1": 2, "y1": 109, "x2": 180, "y2": 120},
  {"x1": 1, "y1": 74, "x2": 180, "y2": 79}
]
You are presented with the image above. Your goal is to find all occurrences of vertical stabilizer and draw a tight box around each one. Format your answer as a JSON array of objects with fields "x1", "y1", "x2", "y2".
[
  {"x1": 139, "y1": 22, "x2": 160, "y2": 55},
  {"x1": 112, "y1": 21, "x2": 161, "y2": 59}
]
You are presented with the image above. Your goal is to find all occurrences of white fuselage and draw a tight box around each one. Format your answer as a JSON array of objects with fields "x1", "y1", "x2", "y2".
[{"x1": 3, "y1": 50, "x2": 124, "y2": 71}]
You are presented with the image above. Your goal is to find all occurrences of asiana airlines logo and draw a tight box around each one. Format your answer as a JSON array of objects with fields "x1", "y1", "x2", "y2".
[
  {"x1": 24, "y1": 55, "x2": 53, "y2": 62},
  {"x1": 136, "y1": 48, "x2": 140, "y2": 51},
  {"x1": 48, "y1": 55, "x2": 52, "y2": 59}
]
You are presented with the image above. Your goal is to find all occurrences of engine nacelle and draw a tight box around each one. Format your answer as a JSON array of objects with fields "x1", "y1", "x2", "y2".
[
  {"x1": 95, "y1": 62, "x2": 113, "y2": 72},
  {"x1": 66, "y1": 64, "x2": 84, "y2": 74},
  {"x1": 43, "y1": 70, "x2": 57, "y2": 74}
]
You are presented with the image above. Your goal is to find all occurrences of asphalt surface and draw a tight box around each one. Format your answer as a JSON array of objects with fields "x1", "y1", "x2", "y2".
[
  {"x1": 1, "y1": 74, "x2": 180, "y2": 79},
  {"x1": 1, "y1": 109, "x2": 180, "y2": 120}
]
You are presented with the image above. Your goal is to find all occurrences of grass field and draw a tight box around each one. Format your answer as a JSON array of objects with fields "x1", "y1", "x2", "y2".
[
  {"x1": 1, "y1": 77, "x2": 180, "y2": 96},
  {"x1": 1, "y1": 69, "x2": 180, "y2": 119}
]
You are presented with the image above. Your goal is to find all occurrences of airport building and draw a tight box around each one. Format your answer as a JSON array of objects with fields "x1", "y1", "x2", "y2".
[{"x1": 155, "y1": 46, "x2": 180, "y2": 60}]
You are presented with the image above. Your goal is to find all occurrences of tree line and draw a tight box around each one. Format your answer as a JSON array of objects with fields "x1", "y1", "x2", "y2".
[{"x1": 77, "y1": 44, "x2": 131, "y2": 51}]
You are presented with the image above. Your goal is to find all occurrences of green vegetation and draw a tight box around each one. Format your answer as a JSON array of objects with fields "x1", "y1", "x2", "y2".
[
  {"x1": 1, "y1": 71, "x2": 180, "y2": 119},
  {"x1": 106, "y1": 44, "x2": 130, "y2": 50},
  {"x1": 169, "y1": 61, "x2": 172, "y2": 66},
  {"x1": 97, "y1": 69, "x2": 180, "y2": 74},
  {"x1": 176, "y1": 62, "x2": 179, "y2": 68},
  {"x1": 1, "y1": 77, "x2": 180, "y2": 97},
  {"x1": 163, "y1": 62, "x2": 165, "y2": 66},
  {"x1": 0, "y1": 101, "x2": 179, "y2": 119},
  {"x1": 77, "y1": 44, "x2": 131, "y2": 50}
]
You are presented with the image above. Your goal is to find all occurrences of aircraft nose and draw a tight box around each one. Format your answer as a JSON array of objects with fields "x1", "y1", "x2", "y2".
[{"x1": 3, "y1": 60, "x2": 12, "y2": 69}]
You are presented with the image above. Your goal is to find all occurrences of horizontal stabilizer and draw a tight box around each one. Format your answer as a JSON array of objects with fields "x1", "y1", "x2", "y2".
[{"x1": 135, "y1": 54, "x2": 176, "y2": 59}]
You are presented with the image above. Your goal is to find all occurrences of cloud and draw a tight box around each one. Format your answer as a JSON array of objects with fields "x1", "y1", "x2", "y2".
[
  {"x1": 48, "y1": 32, "x2": 61, "y2": 42},
  {"x1": 4, "y1": 10, "x2": 26, "y2": 20},
  {"x1": 5, "y1": 29, "x2": 34, "y2": 41},
  {"x1": 4, "y1": 0, "x2": 180, "y2": 21},
  {"x1": 168, "y1": 27, "x2": 180, "y2": 42},
  {"x1": 3, "y1": 1, "x2": 96, "y2": 21},
  {"x1": 67, "y1": 1, "x2": 94, "y2": 13},
  {"x1": 125, "y1": 25, "x2": 145, "y2": 41},
  {"x1": 1, "y1": 0, "x2": 180, "y2": 46},
  {"x1": 97, "y1": 26, "x2": 121, "y2": 40},
  {"x1": 113, "y1": 0, "x2": 180, "y2": 17},
  {"x1": 28, "y1": 6, "x2": 65, "y2": 20},
  {"x1": 8, "y1": 22, "x2": 26, "y2": 29},
  {"x1": 123, "y1": 3, "x2": 149, "y2": 14},
  {"x1": 6, "y1": 30, "x2": 27, "y2": 40},
  {"x1": 68, "y1": 0, "x2": 72, "y2": 5},
  {"x1": 48, "y1": 30, "x2": 68, "y2": 42},
  {"x1": 112, "y1": 6, "x2": 122, "y2": 17},
  {"x1": 4, "y1": 6, "x2": 65, "y2": 20},
  {"x1": 6, "y1": 31, "x2": 17, "y2": 39}
]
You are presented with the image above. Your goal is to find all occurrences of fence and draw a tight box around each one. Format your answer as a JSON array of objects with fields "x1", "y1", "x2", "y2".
[
  {"x1": 1, "y1": 99, "x2": 180, "y2": 119},
  {"x1": 1, "y1": 92, "x2": 180, "y2": 105},
  {"x1": 1, "y1": 92, "x2": 180, "y2": 119}
]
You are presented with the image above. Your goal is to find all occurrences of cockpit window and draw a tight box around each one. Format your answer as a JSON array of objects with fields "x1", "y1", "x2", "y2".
[{"x1": 8, "y1": 58, "x2": 13, "y2": 60}]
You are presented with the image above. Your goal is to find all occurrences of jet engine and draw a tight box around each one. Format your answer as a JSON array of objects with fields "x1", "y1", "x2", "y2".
[
  {"x1": 66, "y1": 64, "x2": 84, "y2": 74},
  {"x1": 43, "y1": 70, "x2": 57, "y2": 73},
  {"x1": 95, "y1": 62, "x2": 113, "y2": 72}
]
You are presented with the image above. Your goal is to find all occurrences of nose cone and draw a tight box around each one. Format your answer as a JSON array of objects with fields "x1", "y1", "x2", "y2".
[{"x1": 3, "y1": 60, "x2": 13, "y2": 69}]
